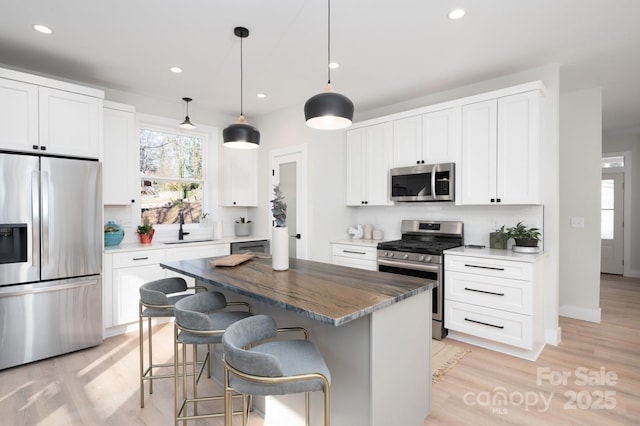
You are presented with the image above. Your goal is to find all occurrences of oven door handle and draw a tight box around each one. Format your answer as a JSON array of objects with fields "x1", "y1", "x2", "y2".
[{"x1": 378, "y1": 258, "x2": 441, "y2": 273}]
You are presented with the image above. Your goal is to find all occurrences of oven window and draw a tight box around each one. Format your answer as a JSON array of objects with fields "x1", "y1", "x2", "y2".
[{"x1": 379, "y1": 263, "x2": 440, "y2": 315}]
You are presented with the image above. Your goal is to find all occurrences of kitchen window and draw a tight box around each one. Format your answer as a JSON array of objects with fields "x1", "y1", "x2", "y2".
[{"x1": 139, "y1": 125, "x2": 206, "y2": 225}]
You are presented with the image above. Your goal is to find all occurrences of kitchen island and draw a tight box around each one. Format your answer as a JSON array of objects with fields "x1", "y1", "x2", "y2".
[{"x1": 161, "y1": 256, "x2": 435, "y2": 426}]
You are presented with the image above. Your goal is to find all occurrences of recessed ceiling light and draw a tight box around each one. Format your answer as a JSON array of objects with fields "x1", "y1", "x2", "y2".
[
  {"x1": 257, "y1": 93, "x2": 267, "y2": 99},
  {"x1": 447, "y1": 8, "x2": 466, "y2": 20},
  {"x1": 33, "y1": 24, "x2": 53, "y2": 34},
  {"x1": 169, "y1": 66, "x2": 183, "y2": 73},
  {"x1": 329, "y1": 62, "x2": 340, "y2": 69}
]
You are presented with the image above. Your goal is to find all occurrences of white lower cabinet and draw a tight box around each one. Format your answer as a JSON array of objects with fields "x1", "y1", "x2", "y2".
[
  {"x1": 104, "y1": 243, "x2": 230, "y2": 336},
  {"x1": 331, "y1": 242, "x2": 378, "y2": 271},
  {"x1": 444, "y1": 248, "x2": 545, "y2": 360}
]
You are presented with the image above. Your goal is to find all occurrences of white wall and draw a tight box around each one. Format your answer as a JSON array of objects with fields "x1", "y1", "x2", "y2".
[
  {"x1": 603, "y1": 132, "x2": 640, "y2": 276},
  {"x1": 253, "y1": 104, "x2": 357, "y2": 263},
  {"x1": 558, "y1": 88, "x2": 603, "y2": 322}
]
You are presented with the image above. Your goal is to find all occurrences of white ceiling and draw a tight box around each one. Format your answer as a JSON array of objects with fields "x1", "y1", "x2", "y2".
[{"x1": 2, "y1": 0, "x2": 640, "y2": 134}]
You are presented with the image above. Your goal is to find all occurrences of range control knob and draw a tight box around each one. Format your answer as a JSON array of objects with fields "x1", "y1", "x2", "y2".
[
  {"x1": 419, "y1": 255, "x2": 425, "y2": 261},
  {"x1": 385, "y1": 251, "x2": 393, "y2": 258},
  {"x1": 403, "y1": 254, "x2": 409, "y2": 260}
]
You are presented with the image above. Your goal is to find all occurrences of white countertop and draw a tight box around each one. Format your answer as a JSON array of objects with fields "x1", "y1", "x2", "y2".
[
  {"x1": 331, "y1": 239, "x2": 385, "y2": 248},
  {"x1": 104, "y1": 235, "x2": 269, "y2": 253},
  {"x1": 444, "y1": 245, "x2": 546, "y2": 262}
]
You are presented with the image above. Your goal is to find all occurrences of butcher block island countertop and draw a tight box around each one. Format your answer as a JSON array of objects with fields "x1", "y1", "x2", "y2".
[
  {"x1": 160, "y1": 256, "x2": 435, "y2": 326},
  {"x1": 160, "y1": 256, "x2": 436, "y2": 426}
]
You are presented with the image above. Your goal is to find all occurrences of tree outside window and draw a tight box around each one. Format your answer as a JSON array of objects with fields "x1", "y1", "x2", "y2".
[{"x1": 139, "y1": 127, "x2": 205, "y2": 225}]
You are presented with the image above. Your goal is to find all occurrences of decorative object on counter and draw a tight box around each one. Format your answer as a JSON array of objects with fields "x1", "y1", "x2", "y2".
[
  {"x1": 178, "y1": 97, "x2": 195, "y2": 129},
  {"x1": 304, "y1": 0, "x2": 354, "y2": 130},
  {"x1": 506, "y1": 221, "x2": 541, "y2": 253},
  {"x1": 271, "y1": 184, "x2": 288, "y2": 271},
  {"x1": 347, "y1": 224, "x2": 364, "y2": 240},
  {"x1": 200, "y1": 212, "x2": 209, "y2": 228},
  {"x1": 372, "y1": 229, "x2": 384, "y2": 240},
  {"x1": 234, "y1": 217, "x2": 252, "y2": 237},
  {"x1": 363, "y1": 224, "x2": 373, "y2": 240},
  {"x1": 223, "y1": 26, "x2": 260, "y2": 149},
  {"x1": 210, "y1": 252, "x2": 255, "y2": 267},
  {"x1": 104, "y1": 221, "x2": 125, "y2": 247},
  {"x1": 137, "y1": 223, "x2": 155, "y2": 245},
  {"x1": 489, "y1": 225, "x2": 509, "y2": 249}
]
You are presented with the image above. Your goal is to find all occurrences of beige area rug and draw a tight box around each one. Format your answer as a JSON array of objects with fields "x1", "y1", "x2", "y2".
[{"x1": 432, "y1": 339, "x2": 470, "y2": 384}]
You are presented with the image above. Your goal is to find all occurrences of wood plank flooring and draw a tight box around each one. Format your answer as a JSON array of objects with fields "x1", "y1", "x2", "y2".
[{"x1": 1, "y1": 274, "x2": 638, "y2": 425}]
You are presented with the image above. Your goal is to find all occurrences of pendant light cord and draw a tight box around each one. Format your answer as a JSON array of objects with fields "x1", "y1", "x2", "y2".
[
  {"x1": 240, "y1": 34, "x2": 244, "y2": 116},
  {"x1": 327, "y1": 0, "x2": 331, "y2": 85}
]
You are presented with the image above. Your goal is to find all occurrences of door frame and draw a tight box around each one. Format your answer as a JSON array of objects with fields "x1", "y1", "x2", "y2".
[
  {"x1": 602, "y1": 150, "x2": 632, "y2": 276},
  {"x1": 269, "y1": 144, "x2": 308, "y2": 260}
]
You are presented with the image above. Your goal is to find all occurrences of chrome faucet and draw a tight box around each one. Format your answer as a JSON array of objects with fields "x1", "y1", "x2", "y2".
[{"x1": 178, "y1": 211, "x2": 190, "y2": 240}]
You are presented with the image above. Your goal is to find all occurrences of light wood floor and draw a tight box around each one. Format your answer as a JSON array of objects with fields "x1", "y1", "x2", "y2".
[
  {"x1": 428, "y1": 274, "x2": 640, "y2": 425},
  {"x1": 1, "y1": 275, "x2": 638, "y2": 425}
]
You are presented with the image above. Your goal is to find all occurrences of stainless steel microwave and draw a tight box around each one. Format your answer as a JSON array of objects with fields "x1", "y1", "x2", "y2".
[{"x1": 390, "y1": 162, "x2": 455, "y2": 202}]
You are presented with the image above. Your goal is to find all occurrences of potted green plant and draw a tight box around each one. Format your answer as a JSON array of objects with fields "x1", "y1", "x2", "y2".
[
  {"x1": 506, "y1": 222, "x2": 541, "y2": 247},
  {"x1": 489, "y1": 225, "x2": 508, "y2": 249},
  {"x1": 234, "y1": 217, "x2": 252, "y2": 237},
  {"x1": 137, "y1": 223, "x2": 155, "y2": 245}
]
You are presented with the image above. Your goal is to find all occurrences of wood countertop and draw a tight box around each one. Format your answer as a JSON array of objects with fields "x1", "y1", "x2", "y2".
[{"x1": 161, "y1": 257, "x2": 435, "y2": 326}]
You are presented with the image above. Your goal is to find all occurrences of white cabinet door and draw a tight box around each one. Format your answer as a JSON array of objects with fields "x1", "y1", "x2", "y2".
[
  {"x1": 220, "y1": 147, "x2": 258, "y2": 206},
  {"x1": 497, "y1": 91, "x2": 541, "y2": 204},
  {"x1": 422, "y1": 107, "x2": 461, "y2": 165},
  {"x1": 103, "y1": 103, "x2": 137, "y2": 205},
  {"x1": 392, "y1": 115, "x2": 422, "y2": 167},
  {"x1": 39, "y1": 87, "x2": 101, "y2": 158},
  {"x1": 461, "y1": 100, "x2": 497, "y2": 205},
  {"x1": 0, "y1": 78, "x2": 38, "y2": 152},
  {"x1": 113, "y1": 264, "x2": 166, "y2": 325},
  {"x1": 346, "y1": 123, "x2": 393, "y2": 206}
]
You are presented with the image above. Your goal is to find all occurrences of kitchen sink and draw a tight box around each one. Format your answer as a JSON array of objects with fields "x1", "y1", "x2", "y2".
[{"x1": 163, "y1": 239, "x2": 216, "y2": 245}]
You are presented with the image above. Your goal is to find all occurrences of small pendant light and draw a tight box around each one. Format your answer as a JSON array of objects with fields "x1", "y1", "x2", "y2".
[
  {"x1": 304, "y1": 0, "x2": 354, "y2": 130},
  {"x1": 223, "y1": 26, "x2": 260, "y2": 149},
  {"x1": 179, "y1": 97, "x2": 196, "y2": 129}
]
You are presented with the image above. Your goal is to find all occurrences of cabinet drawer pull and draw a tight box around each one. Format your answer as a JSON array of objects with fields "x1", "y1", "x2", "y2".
[
  {"x1": 343, "y1": 250, "x2": 366, "y2": 255},
  {"x1": 464, "y1": 287, "x2": 505, "y2": 296},
  {"x1": 464, "y1": 263, "x2": 504, "y2": 271},
  {"x1": 464, "y1": 317, "x2": 504, "y2": 329},
  {"x1": 132, "y1": 256, "x2": 149, "y2": 261}
]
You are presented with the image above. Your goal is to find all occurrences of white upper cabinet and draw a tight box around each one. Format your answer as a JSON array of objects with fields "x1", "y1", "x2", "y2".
[
  {"x1": 103, "y1": 102, "x2": 137, "y2": 205},
  {"x1": 220, "y1": 146, "x2": 258, "y2": 207},
  {"x1": 39, "y1": 87, "x2": 101, "y2": 158},
  {"x1": 0, "y1": 78, "x2": 38, "y2": 152},
  {"x1": 392, "y1": 107, "x2": 461, "y2": 167},
  {"x1": 460, "y1": 90, "x2": 541, "y2": 205},
  {"x1": 346, "y1": 122, "x2": 393, "y2": 206}
]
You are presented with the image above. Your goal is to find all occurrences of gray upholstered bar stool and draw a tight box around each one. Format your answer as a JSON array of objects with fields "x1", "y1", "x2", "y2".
[
  {"x1": 139, "y1": 277, "x2": 207, "y2": 408},
  {"x1": 222, "y1": 314, "x2": 331, "y2": 426},
  {"x1": 174, "y1": 291, "x2": 253, "y2": 425}
]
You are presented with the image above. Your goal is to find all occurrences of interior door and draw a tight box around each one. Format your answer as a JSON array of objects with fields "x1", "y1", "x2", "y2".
[
  {"x1": 270, "y1": 146, "x2": 307, "y2": 259},
  {"x1": 601, "y1": 172, "x2": 624, "y2": 274}
]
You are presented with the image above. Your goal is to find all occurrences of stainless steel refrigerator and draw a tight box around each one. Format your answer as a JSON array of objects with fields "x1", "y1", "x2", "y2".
[{"x1": 0, "y1": 151, "x2": 102, "y2": 370}]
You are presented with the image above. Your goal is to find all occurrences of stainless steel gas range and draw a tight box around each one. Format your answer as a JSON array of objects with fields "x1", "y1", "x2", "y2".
[{"x1": 377, "y1": 220, "x2": 464, "y2": 340}]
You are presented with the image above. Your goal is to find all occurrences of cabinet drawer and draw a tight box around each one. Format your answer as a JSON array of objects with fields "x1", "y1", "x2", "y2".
[
  {"x1": 113, "y1": 250, "x2": 166, "y2": 268},
  {"x1": 445, "y1": 255, "x2": 532, "y2": 280},
  {"x1": 445, "y1": 271, "x2": 532, "y2": 314},
  {"x1": 166, "y1": 244, "x2": 230, "y2": 262},
  {"x1": 333, "y1": 255, "x2": 377, "y2": 271},
  {"x1": 331, "y1": 244, "x2": 377, "y2": 260},
  {"x1": 445, "y1": 300, "x2": 532, "y2": 349}
]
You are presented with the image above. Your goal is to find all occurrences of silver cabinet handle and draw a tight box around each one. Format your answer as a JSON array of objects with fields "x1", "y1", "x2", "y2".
[{"x1": 464, "y1": 287, "x2": 505, "y2": 296}]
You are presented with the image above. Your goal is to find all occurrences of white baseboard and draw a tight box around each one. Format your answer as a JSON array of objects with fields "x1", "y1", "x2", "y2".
[
  {"x1": 545, "y1": 327, "x2": 562, "y2": 346},
  {"x1": 625, "y1": 269, "x2": 640, "y2": 278},
  {"x1": 559, "y1": 304, "x2": 601, "y2": 323}
]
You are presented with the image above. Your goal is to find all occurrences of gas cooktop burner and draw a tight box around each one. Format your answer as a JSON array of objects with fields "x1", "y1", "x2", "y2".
[{"x1": 376, "y1": 220, "x2": 464, "y2": 255}]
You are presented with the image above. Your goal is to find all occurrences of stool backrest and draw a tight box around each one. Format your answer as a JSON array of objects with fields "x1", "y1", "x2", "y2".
[
  {"x1": 174, "y1": 291, "x2": 228, "y2": 330},
  {"x1": 223, "y1": 315, "x2": 283, "y2": 377},
  {"x1": 139, "y1": 277, "x2": 188, "y2": 305}
]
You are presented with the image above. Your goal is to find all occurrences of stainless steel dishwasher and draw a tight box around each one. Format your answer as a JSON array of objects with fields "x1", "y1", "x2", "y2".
[{"x1": 230, "y1": 240, "x2": 270, "y2": 254}]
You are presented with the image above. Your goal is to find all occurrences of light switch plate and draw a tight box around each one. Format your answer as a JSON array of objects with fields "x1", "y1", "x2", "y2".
[{"x1": 570, "y1": 217, "x2": 585, "y2": 228}]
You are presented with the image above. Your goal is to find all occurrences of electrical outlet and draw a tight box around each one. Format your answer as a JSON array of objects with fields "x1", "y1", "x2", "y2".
[{"x1": 570, "y1": 217, "x2": 585, "y2": 228}]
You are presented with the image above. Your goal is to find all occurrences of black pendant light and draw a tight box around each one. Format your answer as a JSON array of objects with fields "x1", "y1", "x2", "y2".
[
  {"x1": 304, "y1": 0, "x2": 354, "y2": 130},
  {"x1": 223, "y1": 26, "x2": 260, "y2": 149},
  {"x1": 179, "y1": 97, "x2": 196, "y2": 129}
]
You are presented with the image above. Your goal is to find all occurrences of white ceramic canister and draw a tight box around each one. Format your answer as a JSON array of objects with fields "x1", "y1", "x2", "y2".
[{"x1": 363, "y1": 224, "x2": 373, "y2": 240}]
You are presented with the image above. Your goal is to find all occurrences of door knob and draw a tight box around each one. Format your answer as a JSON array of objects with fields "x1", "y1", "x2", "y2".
[{"x1": 290, "y1": 233, "x2": 301, "y2": 239}]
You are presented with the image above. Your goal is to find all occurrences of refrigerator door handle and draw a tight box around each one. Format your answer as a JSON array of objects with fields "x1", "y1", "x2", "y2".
[
  {"x1": 31, "y1": 170, "x2": 40, "y2": 268},
  {"x1": 41, "y1": 170, "x2": 49, "y2": 267}
]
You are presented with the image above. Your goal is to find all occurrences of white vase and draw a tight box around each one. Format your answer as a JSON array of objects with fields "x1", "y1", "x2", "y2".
[{"x1": 272, "y1": 226, "x2": 289, "y2": 271}]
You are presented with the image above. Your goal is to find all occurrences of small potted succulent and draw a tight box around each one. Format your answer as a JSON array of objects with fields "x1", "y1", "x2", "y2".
[
  {"x1": 137, "y1": 223, "x2": 155, "y2": 245},
  {"x1": 234, "y1": 217, "x2": 252, "y2": 237},
  {"x1": 506, "y1": 222, "x2": 541, "y2": 248}
]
